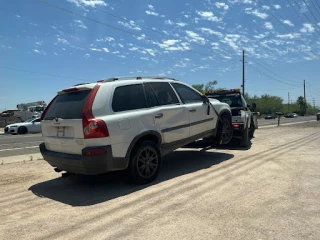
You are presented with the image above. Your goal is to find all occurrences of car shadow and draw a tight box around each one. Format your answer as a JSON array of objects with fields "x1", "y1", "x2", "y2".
[
  {"x1": 29, "y1": 151, "x2": 233, "y2": 206},
  {"x1": 184, "y1": 138, "x2": 252, "y2": 151}
]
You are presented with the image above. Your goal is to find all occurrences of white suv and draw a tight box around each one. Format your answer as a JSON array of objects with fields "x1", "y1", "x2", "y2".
[{"x1": 40, "y1": 76, "x2": 232, "y2": 184}]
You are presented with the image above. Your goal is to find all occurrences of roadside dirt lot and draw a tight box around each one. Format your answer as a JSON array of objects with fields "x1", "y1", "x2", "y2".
[{"x1": 1, "y1": 122, "x2": 320, "y2": 240}]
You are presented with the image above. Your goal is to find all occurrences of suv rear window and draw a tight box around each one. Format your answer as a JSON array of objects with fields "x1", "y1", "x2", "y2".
[{"x1": 43, "y1": 90, "x2": 91, "y2": 119}]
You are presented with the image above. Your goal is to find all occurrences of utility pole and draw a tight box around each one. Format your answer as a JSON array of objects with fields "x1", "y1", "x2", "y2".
[
  {"x1": 313, "y1": 98, "x2": 315, "y2": 109},
  {"x1": 288, "y1": 92, "x2": 290, "y2": 111},
  {"x1": 242, "y1": 50, "x2": 245, "y2": 97},
  {"x1": 304, "y1": 80, "x2": 306, "y2": 116}
]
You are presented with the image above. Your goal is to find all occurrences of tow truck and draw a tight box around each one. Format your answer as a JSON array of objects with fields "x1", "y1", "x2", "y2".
[{"x1": 205, "y1": 88, "x2": 258, "y2": 147}]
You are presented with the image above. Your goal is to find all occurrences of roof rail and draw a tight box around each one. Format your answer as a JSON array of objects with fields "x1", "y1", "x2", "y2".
[{"x1": 103, "y1": 76, "x2": 177, "y2": 82}]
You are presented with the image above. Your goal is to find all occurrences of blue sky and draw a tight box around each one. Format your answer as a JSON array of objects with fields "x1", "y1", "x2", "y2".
[{"x1": 1, "y1": 0, "x2": 320, "y2": 111}]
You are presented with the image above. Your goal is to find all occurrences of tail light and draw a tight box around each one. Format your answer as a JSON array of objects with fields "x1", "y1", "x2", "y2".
[
  {"x1": 41, "y1": 95, "x2": 57, "y2": 120},
  {"x1": 233, "y1": 124, "x2": 240, "y2": 128},
  {"x1": 82, "y1": 83, "x2": 109, "y2": 138}
]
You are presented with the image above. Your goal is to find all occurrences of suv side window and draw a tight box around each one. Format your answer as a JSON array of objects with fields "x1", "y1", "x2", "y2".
[
  {"x1": 144, "y1": 83, "x2": 159, "y2": 108},
  {"x1": 112, "y1": 84, "x2": 147, "y2": 112},
  {"x1": 171, "y1": 83, "x2": 203, "y2": 103},
  {"x1": 148, "y1": 82, "x2": 179, "y2": 106}
]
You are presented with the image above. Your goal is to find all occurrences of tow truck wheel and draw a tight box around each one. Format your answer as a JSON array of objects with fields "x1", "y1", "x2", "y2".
[
  {"x1": 249, "y1": 118, "x2": 255, "y2": 138},
  {"x1": 240, "y1": 125, "x2": 249, "y2": 148}
]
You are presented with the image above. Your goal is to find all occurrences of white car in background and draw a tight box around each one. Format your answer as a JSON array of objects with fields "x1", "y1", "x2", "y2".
[{"x1": 4, "y1": 118, "x2": 41, "y2": 134}]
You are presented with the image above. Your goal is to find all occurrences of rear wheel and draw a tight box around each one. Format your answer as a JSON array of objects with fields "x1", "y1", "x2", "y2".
[
  {"x1": 18, "y1": 126, "x2": 28, "y2": 135},
  {"x1": 128, "y1": 140, "x2": 161, "y2": 185}
]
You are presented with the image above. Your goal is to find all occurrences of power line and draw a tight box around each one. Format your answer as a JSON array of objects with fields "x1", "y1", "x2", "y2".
[
  {"x1": 286, "y1": 0, "x2": 320, "y2": 40},
  {"x1": 0, "y1": 66, "x2": 90, "y2": 81},
  {"x1": 250, "y1": 58, "x2": 301, "y2": 84},
  {"x1": 302, "y1": 0, "x2": 320, "y2": 24},
  {"x1": 257, "y1": 0, "x2": 320, "y2": 58},
  {"x1": 247, "y1": 64, "x2": 302, "y2": 87},
  {"x1": 309, "y1": 0, "x2": 320, "y2": 17}
]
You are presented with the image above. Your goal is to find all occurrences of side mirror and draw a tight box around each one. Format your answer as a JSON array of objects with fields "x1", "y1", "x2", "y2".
[{"x1": 201, "y1": 95, "x2": 209, "y2": 103}]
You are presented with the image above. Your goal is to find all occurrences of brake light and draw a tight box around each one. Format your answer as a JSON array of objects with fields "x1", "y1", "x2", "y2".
[
  {"x1": 41, "y1": 95, "x2": 57, "y2": 120},
  {"x1": 82, "y1": 83, "x2": 109, "y2": 138},
  {"x1": 83, "y1": 149, "x2": 106, "y2": 156},
  {"x1": 233, "y1": 124, "x2": 240, "y2": 128}
]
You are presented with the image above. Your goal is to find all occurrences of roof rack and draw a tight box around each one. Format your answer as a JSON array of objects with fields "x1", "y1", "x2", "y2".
[{"x1": 103, "y1": 76, "x2": 178, "y2": 82}]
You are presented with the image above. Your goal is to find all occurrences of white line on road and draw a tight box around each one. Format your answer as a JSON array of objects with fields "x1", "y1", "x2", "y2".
[{"x1": 0, "y1": 146, "x2": 39, "y2": 152}]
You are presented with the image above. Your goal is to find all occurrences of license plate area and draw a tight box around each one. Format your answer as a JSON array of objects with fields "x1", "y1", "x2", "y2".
[{"x1": 57, "y1": 127, "x2": 66, "y2": 137}]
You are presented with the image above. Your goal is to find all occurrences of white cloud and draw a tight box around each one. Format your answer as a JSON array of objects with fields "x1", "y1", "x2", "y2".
[
  {"x1": 73, "y1": 19, "x2": 87, "y2": 29},
  {"x1": 144, "y1": 49, "x2": 156, "y2": 56},
  {"x1": 102, "y1": 47, "x2": 109, "y2": 52},
  {"x1": 90, "y1": 48, "x2": 102, "y2": 51},
  {"x1": 254, "y1": 33, "x2": 268, "y2": 39},
  {"x1": 51, "y1": 26, "x2": 57, "y2": 29},
  {"x1": 136, "y1": 34, "x2": 146, "y2": 40},
  {"x1": 146, "y1": 10, "x2": 159, "y2": 16},
  {"x1": 118, "y1": 43, "x2": 124, "y2": 48},
  {"x1": 129, "y1": 47, "x2": 139, "y2": 51},
  {"x1": 1, "y1": 45, "x2": 12, "y2": 49},
  {"x1": 33, "y1": 49, "x2": 46, "y2": 55},
  {"x1": 84, "y1": 53, "x2": 90, "y2": 58},
  {"x1": 176, "y1": 22, "x2": 188, "y2": 27},
  {"x1": 112, "y1": 51, "x2": 119, "y2": 54},
  {"x1": 264, "y1": 22, "x2": 273, "y2": 30},
  {"x1": 300, "y1": 23, "x2": 315, "y2": 33},
  {"x1": 118, "y1": 20, "x2": 141, "y2": 31},
  {"x1": 57, "y1": 38, "x2": 69, "y2": 44},
  {"x1": 199, "y1": 28, "x2": 223, "y2": 38},
  {"x1": 54, "y1": 52, "x2": 58, "y2": 55},
  {"x1": 35, "y1": 41, "x2": 43, "y2": 45},
  {"x1": 165, "y1": 20, "x2": 174, "y2": 25},
  {"x1": 67, "y1": 0, "x2": 107, "y2": 8},
  {"x1": 185, "y1": 30, "x2": 206, "y2": 44},
  {"x1": 148, "y1": 4, "x2": 155, "y2": 11},
  {"x1": 196, "y1": 11, "x2": 221, "y2": 22},
  {"x1": 222, "y1": 34, "x2": 241, "y2": 51},
  {"x1": 119, "y1": 55, "x2": 126, "y2": 58},
  {"x1": 276, "y1": 33, "x2": 300, "y2": 39},
  {"x1": 215, "y1": 2, "x2": 229, "y2": 10},
  {"x1": 245, "y1": 9, "x2": 268, "y2": 19},
  {"x1": 15, "y1": 15, "x2": 21, "y2": 18},
  {"x1": 96, "y1": 37, "x2": 114, "y2": 42},
  {"x1": 283, "y1": 20, "x2": 294, "y2": 27},
  {"x1": 34, "y1": 49, "x2": 40, "y2": 53},
  {"x1": 211, "y1": 42, "x2": 220, "y2": 50},
  {"x1": 273, "y1": 4, "x2": 281, "y2": 9},
  {"x1": 262, "y1": 5, "x2": 270, "y2": 10}
]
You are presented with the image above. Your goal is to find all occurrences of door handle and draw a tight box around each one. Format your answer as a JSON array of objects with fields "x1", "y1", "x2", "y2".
[
  {"x1": 155, "y1": 113, "x2": 163, "y2": 119},
  {"x1": 189, "y1": 109, "x2": 197, "y2": 112}
]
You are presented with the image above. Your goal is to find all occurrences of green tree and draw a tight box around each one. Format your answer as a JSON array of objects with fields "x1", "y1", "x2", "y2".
[
  {"x1": 192, "y1": 84, "x2": 204, "y2": 93},
  {"x1": 204, "y1": 80, "x2": 218, "y2": 92}
]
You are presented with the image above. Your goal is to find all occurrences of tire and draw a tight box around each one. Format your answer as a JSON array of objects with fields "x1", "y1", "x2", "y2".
[
  {"x1": 127, "y1": 140, "x2": 161, "y2": 185},
  {"x1": 249, "y1": 118, "x2": 255, "y2": 138},
  {"x1": 213, "y1": 114, "x2": 233, "y2": 145},
  {"x1": 240, "y1": 125, "x2": 249, "y2": 148},
  {"x1": 18, "y1": 126, "x2": 28, "y2": 135}
]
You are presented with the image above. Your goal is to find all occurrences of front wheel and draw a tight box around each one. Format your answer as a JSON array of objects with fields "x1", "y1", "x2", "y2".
[
  {"x1": 128, "y1": 140, "x2": 161, "y2": 185},
  {"x1": 18, "y1": 126, "x2": 28, "y2": 135}
]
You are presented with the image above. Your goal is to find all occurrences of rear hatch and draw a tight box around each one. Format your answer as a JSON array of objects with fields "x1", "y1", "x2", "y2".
[{"x1": 41, "y1": 85, "x2": 105, "y2": 155}]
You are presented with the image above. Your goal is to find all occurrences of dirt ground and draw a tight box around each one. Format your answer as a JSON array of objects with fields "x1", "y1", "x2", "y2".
[{"x1": 1, "y1": 122, "x2": 320, "y2": 240}]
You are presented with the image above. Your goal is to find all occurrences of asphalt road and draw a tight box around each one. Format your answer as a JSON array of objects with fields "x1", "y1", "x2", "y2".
[
  {"x1": 0, "y1": 116, "x2": 317, "y2": 159},
  {"x1": 258, "y1": 115, "x2": 316, "y2": 126}
]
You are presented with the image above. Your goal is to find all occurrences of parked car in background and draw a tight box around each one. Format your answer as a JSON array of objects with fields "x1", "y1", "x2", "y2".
[
  {"x1": 265, "y1": 114, "x2": 276, "y2": 119},
  {"x1": 4, "y1": 118, "x2": 41, "y2": 134},
  {"x1": 39, "y1": 76, "x2": 233, "y2": 184},
  {"x1": 285, "y1": 113, "x2": 298, "y2": 118}
]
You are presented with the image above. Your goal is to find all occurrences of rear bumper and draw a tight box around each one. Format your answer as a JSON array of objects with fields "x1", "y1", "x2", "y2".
[
  {"x1": 232, "y1": 123, "x2": 245, "y2": 138},
  {"x1": 39, "y1": 143, "x2": 129, "y2": 175}
]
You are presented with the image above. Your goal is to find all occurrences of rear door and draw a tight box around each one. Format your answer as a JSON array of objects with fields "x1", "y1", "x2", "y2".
[
  {"x1": 30, "y1": 118, "x2": 41, "y2": 133},
  {"x1": 171, "y1": 83, "x2": 216, "y2": 138},
  {"x1": 148, "y1": 82, "x2": 190, "y2": 144},
  {"x1": 41, "y1": 88, "x2": 94, "y2": 154}
]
